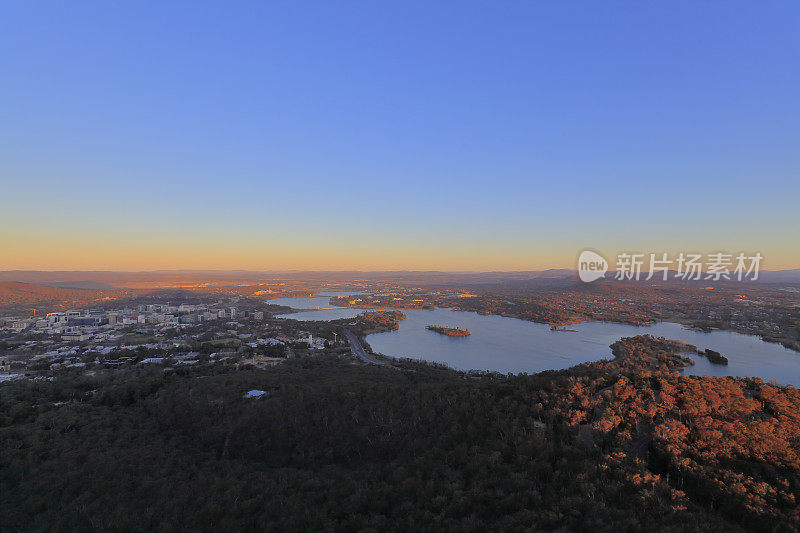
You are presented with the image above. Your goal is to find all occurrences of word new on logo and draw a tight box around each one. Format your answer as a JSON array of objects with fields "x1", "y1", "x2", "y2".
[{"x1": 578, "y1": 250, "x2": 608, "y2": 283}]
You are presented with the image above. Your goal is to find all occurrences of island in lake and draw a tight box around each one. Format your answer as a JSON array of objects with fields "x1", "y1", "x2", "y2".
[
  {"x1": 702, "y1": 348, "x2": 729, "y2": 365},
  {"x1": 426, "y1": 325, "x2": 471, "y2": 336}
]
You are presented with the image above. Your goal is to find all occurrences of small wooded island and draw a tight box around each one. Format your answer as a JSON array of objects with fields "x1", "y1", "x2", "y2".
[
  {"x1": 703, "y1": 348, "x2": 729, "y2": 365},
  {"x1": 426, "y1": 325, "x2": 471, "y2": 336}
]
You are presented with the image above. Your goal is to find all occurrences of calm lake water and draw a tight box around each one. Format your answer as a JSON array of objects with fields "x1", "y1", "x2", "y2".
[
  {"x1": 273, "y1": 295, "x2": 800, "y2": 386},
  {"x1": 269, "y1": 292, "x2": 365, "y2": 321}
]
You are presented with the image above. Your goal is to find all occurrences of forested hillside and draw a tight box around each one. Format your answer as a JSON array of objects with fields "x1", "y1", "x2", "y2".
[
  {"x1": 2, "y1": 336, "x2": 798, "y2": 531},
  {"x1": 0, "y1": 282, "x2": 136, "y2": 316}
]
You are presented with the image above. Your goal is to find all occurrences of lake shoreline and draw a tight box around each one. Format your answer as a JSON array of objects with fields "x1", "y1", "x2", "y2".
[{"x1": 269, "y1": 294, "x2": 800, "y2": 386}]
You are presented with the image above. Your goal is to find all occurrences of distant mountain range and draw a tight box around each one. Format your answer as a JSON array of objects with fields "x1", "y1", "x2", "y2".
[
  {"x1": 0, "y1": 268, "x2": 797, "y2": 288},
  {"x1": 37, "y1": 281, "x2": 116, "y2": 290},
  {"x1": 755, "y1": 268, "x2": 800, "y2": 282}
]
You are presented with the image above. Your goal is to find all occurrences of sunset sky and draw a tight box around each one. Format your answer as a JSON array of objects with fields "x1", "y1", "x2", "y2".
[{"x1": 1, "y1": 1, "x2": 798, "y2": 271}]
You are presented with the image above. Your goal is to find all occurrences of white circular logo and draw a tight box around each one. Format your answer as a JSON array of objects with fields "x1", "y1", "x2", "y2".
[{"x1": 578, "y1": 250, "x2": 608, "y2": 282}]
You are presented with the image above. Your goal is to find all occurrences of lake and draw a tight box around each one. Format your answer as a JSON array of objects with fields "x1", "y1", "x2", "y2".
[
  {"x1": 273, "y1": 294, "x2": 800, "y2": 386},
  {"x1": 268, "y1": 292, "x2": 366, "y2": 321}
]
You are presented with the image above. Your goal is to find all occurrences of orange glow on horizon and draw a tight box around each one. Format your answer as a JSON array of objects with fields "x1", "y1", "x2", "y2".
[{"x1": 2, "y1": 234, "x2": 798, "y2": 272}]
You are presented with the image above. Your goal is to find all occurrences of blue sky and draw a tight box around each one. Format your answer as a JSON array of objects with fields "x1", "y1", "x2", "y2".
[{"x1": 1, "y1": 1, "x2": 798, "y2": 270}]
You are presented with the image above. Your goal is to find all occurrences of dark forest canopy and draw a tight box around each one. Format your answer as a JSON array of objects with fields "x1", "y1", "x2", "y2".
[{"x1": 2, "y1": 336, "x2": 799, "y2": 531}]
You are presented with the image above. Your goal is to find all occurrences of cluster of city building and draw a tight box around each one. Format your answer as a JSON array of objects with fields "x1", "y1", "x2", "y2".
[
  {"x1": 0, "y1": 303, "x2": 265, "y2": 341},
  {"x1": 0, "y1": 298, "x2": 341, "y2": 380}
]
